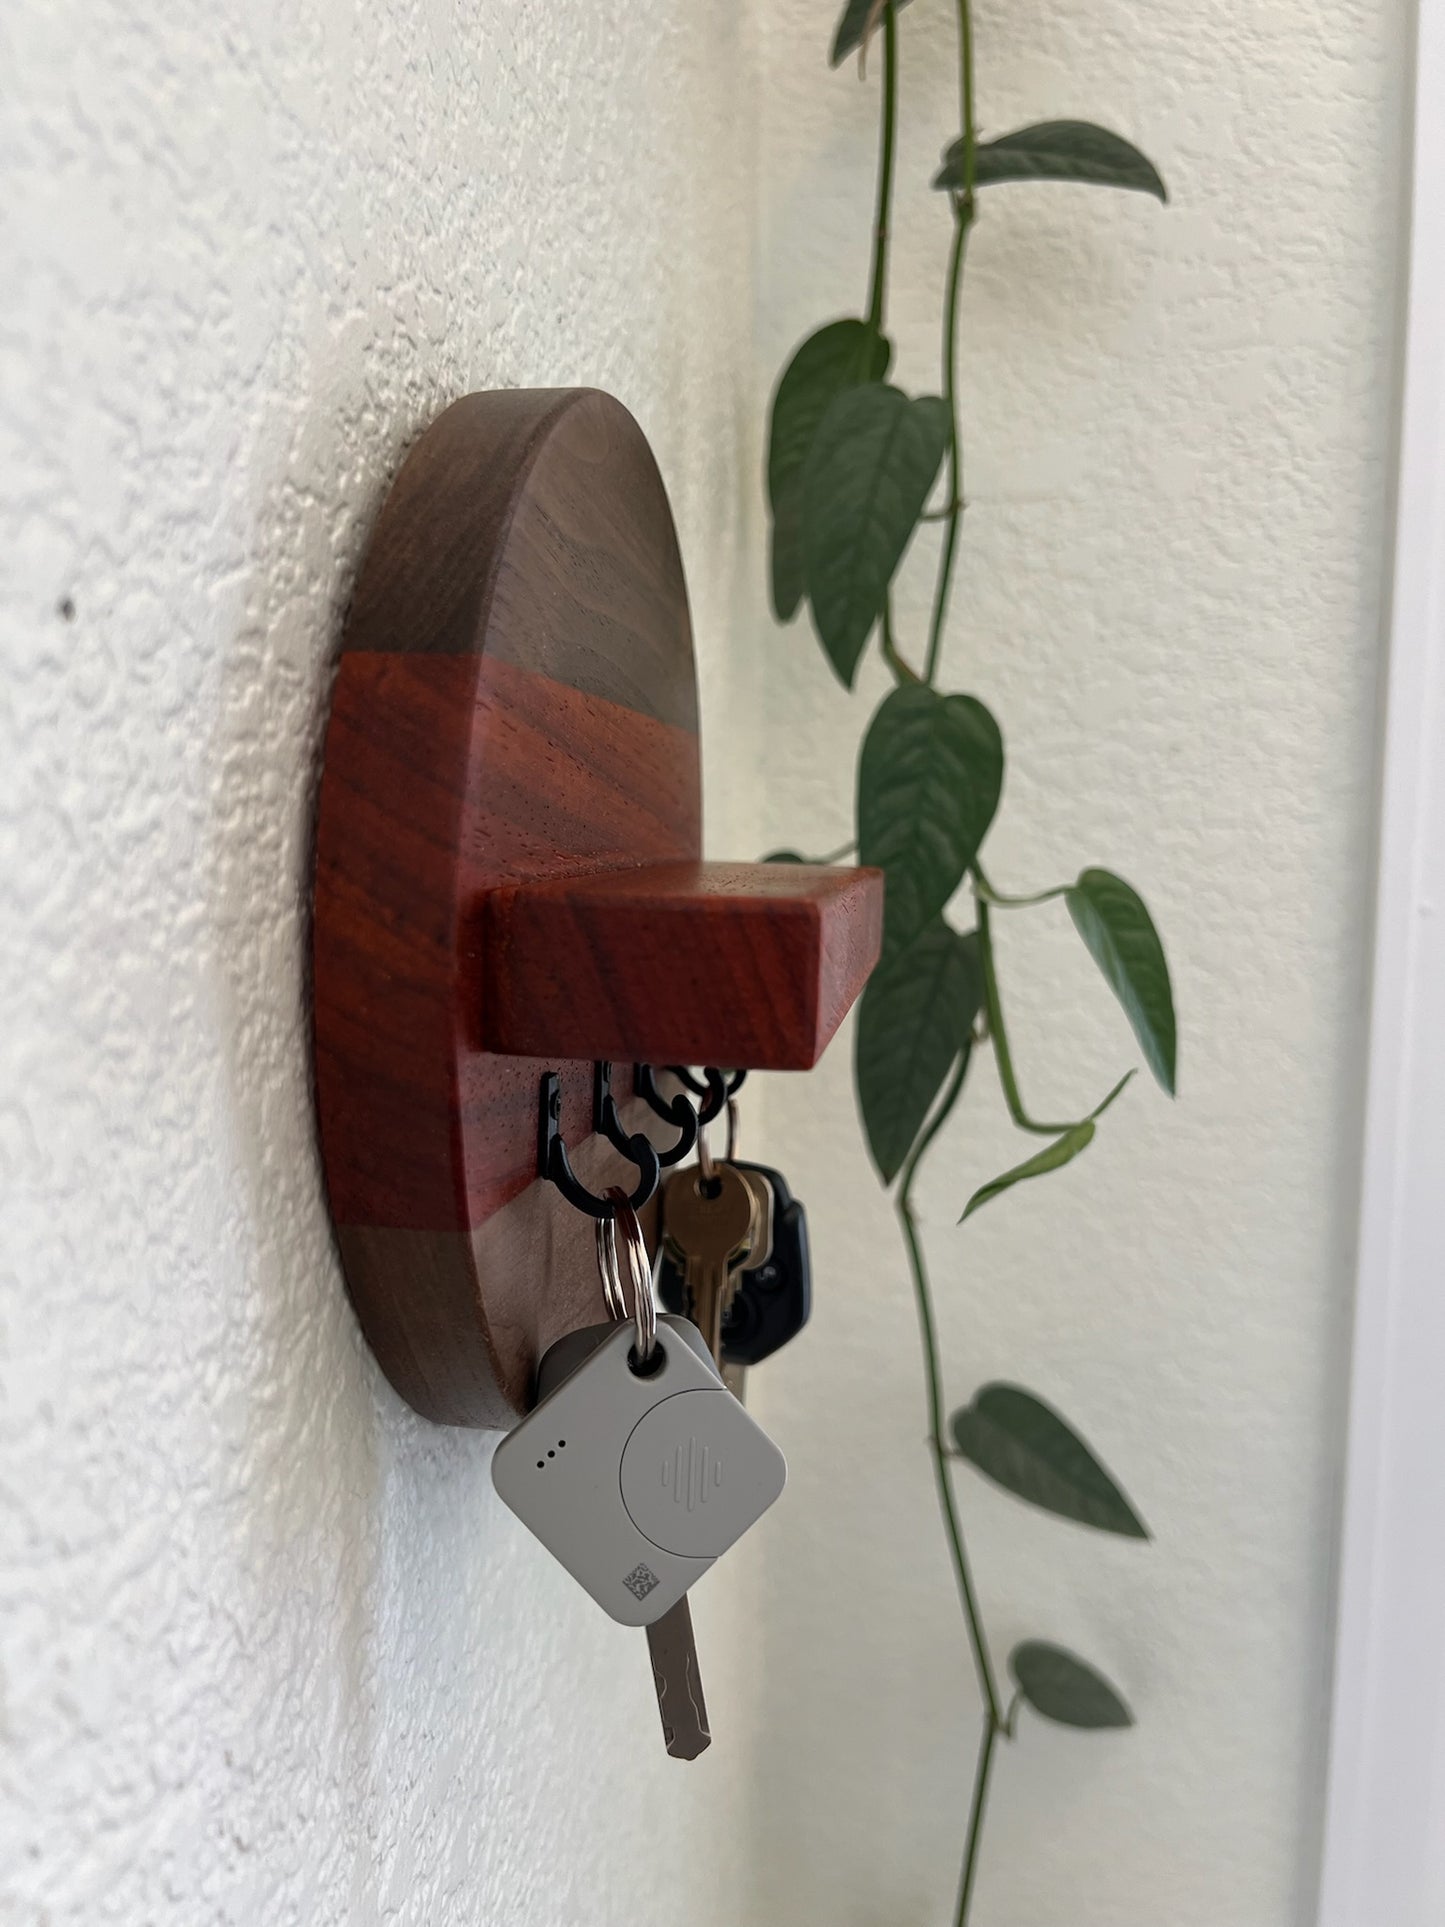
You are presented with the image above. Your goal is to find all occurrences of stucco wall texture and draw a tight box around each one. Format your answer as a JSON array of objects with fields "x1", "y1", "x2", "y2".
[
  {"x1": 1, "y1": 5, "x2": 763, "y2": 1924},
  {"x1": 736, "y1": 1, "x2": 1405, "y2": 1925},
  {"x1": 1, "y1": 0, "x2": 1408, "y2": 1924}
]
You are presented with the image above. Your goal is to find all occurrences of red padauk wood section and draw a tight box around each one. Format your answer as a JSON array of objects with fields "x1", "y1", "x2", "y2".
[
  {"x1": 482, "y1": 859, "x2": 882, "y2": 1069},
  {"x1": 311, "y1": 389, "x2": 882, "y2": 1426}
]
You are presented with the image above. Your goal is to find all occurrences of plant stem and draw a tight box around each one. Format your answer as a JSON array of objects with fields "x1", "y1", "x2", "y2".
[
  {"x1": 975, "y1": 895, "x2": 1078, "y2": 1137},
  {"x1": 923, "y1": 0, "x2": 978, "y2": 684},
  {"x1": 955, "y1": 0, "x2": 977, "y2": 154},
  {"x1": 864, "y1": 5, "x2": 899, "y2": 351},
  {"x1": 882, "y1": 602, "x2": 922, "y2": 682},
  {"x1": 974, "y1": 877, "x2": 1070, "y2": 908},
  {"x1": 955, "y1": 1710, "x2": 999, "y2": 1925},
  {"x1": 897, "y1": 1056, "x2": 1003, "y2": 1729},
  {"x1": 925, "y1": 207, "x2": 970, "y2": 684},
  {"x1": 897, "y1": 1052, "x2": 1006, "y2": 1927}
]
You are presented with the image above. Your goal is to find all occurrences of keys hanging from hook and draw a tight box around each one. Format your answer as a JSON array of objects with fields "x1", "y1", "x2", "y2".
[
  {"x1": 661, "y1": 1161, "x2": 756, "y2": 1363},
  {"x1": 491, "y1": 1191, "x2": 787, "y2": 1761},
  {"x1": 657, "y1": 1077, "x2": 813, "y2": 1401}
]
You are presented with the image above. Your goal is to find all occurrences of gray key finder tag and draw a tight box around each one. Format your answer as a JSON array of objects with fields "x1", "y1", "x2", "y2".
[{"x1": 492, "y1": 1314, "x2": 787, "y2": 1626}]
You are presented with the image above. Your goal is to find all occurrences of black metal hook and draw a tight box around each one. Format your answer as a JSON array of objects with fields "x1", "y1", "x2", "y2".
[
  {"x1": 538, "y1": 1070, "x2": 660, "y2": 1220},
  {"x1": 592, "y1": 1061, "x2": 636, "y2": 1159},
  {"x1": 669, "y1": 1065, "x2": 746, "y2": 1126},
  {"x1": 630, "y1": 1063, "x2": 701, "y2": 1167}
]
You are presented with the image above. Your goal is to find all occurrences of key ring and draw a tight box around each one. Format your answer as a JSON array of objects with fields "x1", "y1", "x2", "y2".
[
  {"x1": 595, "y1": 1186, "x2": 657, "y2": 1368},
  {"x1": 689, "y1": 1072, "x2": 741, "y2": 1186}
]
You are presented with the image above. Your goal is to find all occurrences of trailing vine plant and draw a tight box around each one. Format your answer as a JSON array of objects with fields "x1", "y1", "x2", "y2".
[{"x1": 763, "y1": 2, "x2": 1176, "y2": 1919}]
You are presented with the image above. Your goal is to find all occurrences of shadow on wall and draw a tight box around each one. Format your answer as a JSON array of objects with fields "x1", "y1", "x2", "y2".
[{"x1": 198, "y1": 350, "x2": 478, "y2": 1795}]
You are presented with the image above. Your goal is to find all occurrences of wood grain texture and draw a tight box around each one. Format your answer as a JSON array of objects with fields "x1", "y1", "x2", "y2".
[
  {"x1": 312, "y1": 388, "x2": 881, "y2": 1426},
  {"x1": 314, "y1": 388, "x2": 701, "y2": 1423},
  {"x1": 316, "y1": 651, "x2": 698, "y2": 1232},
  {"x1": 483, "y1": 860, "x2": 883, "y2": 1069}
]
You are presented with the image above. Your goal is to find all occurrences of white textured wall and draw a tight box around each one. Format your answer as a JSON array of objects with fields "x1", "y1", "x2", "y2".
[
  {"x1": 739, "y1": 2, "x2": 1404, "y2": 1925},
  {"x1": 0, "y1": 0, "x2": 1409, "y2": 1921},
  {"x1": 0, "y1": 4, "x2": 762, "y2": 1923}
]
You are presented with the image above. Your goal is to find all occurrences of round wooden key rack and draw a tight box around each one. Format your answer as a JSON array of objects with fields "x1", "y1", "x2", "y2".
[{"x1": 312, "y1": 388, "x2": 882, "y2": 1426}]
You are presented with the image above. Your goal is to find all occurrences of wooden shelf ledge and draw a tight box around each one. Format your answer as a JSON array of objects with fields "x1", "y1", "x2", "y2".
[{"x1": 481, "y1": 859, "x2": 884, "y2": 1071}]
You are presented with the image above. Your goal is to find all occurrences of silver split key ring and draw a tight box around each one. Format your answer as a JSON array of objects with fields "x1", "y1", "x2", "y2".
[{"x1": 595, "y1": 1186, "x2": 658, "y2": 1368}]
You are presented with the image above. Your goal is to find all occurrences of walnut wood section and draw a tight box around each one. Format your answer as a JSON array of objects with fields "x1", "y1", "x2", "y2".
[{"x1": 482, "y1": 860, "x2": 884, "y2": 1070}]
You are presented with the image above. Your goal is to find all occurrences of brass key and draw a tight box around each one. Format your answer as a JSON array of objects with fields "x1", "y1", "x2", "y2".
[
  {"x1": 736, "y1": 1167, "x2": 774, "y2": 1273},
  {"x1": 723, "y1": 1166, "x2": 774, "y2": 1397},
  {"x1": 663, "y1": 1163, "x2": 755, "y2": 1361}
]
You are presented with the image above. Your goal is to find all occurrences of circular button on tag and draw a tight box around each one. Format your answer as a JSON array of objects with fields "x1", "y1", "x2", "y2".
[{"x1": 620, "y1": 1388, "x2": 787, "y2": 1560}]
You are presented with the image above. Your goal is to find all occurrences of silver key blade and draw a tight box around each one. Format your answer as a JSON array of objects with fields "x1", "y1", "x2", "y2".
[{"x1": 645, "y1": 1596, "x2": 711, "y2": 1760}]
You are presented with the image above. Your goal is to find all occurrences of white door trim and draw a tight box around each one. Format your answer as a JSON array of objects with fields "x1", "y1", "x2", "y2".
[{"x1": 1317, "y1": 4, "x2": 1445, "y2": 1920}]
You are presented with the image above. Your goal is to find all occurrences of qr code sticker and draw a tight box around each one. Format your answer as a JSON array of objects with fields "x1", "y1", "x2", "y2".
[{"x1": 623, "y1": 1564, "x2": 660, "y2": 1601}]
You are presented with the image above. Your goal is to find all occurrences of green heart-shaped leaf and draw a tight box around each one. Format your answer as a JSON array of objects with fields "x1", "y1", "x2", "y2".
[
  {"x1": 858, "y1": 684, "x2": 1003, "y2": 953},
  {"x1": 1010, "y1": 1641, "x2": 1133, "y2": 1729},
  {"x1": 830, "y1": 0, "x2": 914, "y2": 65},
  {"x1": 936, "y1": 121, "x2": 1167, "y2": 201},
  {"x1": 961, "y1": 1120, "x2": 1095, "y2": 1221},
  {"x1": 801, "y1": 385, "x2": 950, "y2": 687},
  {"x1": 950, "y1": 1384, "x2": 1148, "y2": 1536},
  {"x1": 856, "y1": 921, "x2": 981, "y2": 1184},
  {"x1": 1066, "y1": 868, "x2": 1176, "y2": 1095},
  {"x1": 768, "y1": 320, "x2": 892, "y2": 621}
]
